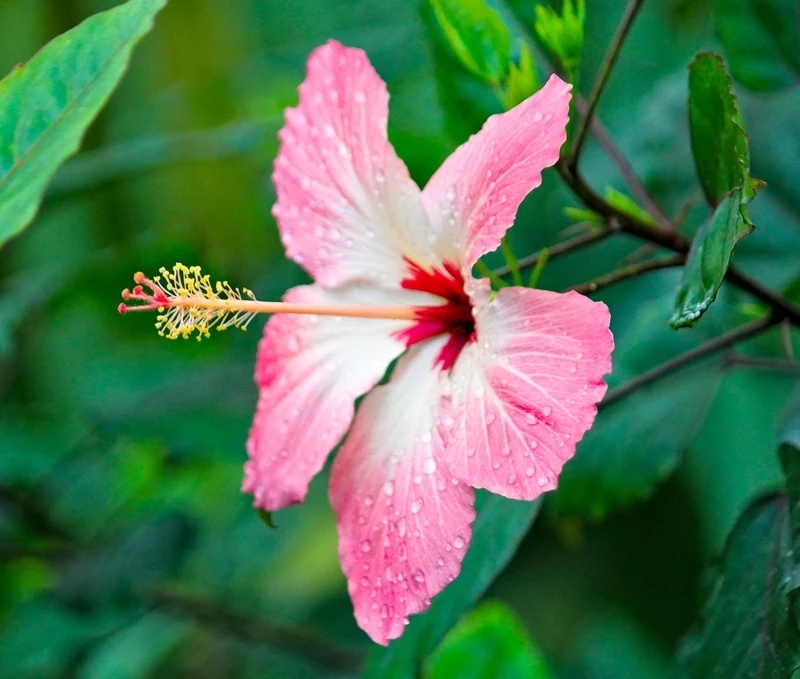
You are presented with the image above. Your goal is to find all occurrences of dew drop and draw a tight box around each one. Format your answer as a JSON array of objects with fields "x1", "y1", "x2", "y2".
[
  {"x1": 361, "y1": 539, "x2": 372, "y2": 553},
  {"x1": 543, "y1": 406, "x2": 552, "y2": 417},
  {"x1": 453, "y1": 535, "x2": 465, "y2": 549},
  {"x1": 411, "y1": 498, "x2": 424, "y2": 514},
  {"x1": 422, "y1": 458, "x2": 437, "y2": 474},
  {"x1": 533, "y1": 111, "x2": 544, "y2": 122},
  {"x1": 525, "y1": 467, "x2": 536, "y2": 478},
  {"x1": 382, "y1": 480, "x2": 394, "y2": 496},
  {"x1": 507, "y1": 472, "x2": 518, "y2": 485},
  {"x1": 363, "y1": 495, "x2": 374, "y2": 506},
  {"x1": 537, "y1": 476, "x2": 549, "y2": 487},
  {"x1": 412, "y1": 569, "x2": 425, "y2": 583},
  {"x1": 396, "y1": 517, "x2": 407, "y2": 537}
]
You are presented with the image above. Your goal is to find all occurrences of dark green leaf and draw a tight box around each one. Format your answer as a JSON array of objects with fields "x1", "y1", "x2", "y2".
[
  {"x1": 364, "y1": 493, "x2": 540, "y2": 679},
  {"x1": 430, "y1": 0, "x2": 512, "y2": 83},
  {"x1": 550, "y1": 363, "x2": 721, "y2": 521},
  {"x1": 424, "y1": 601, "x2": 553, "y2": 679},
  {"x1": 0, "y1": 0, "x2": 166, "y2": 249},
  {"x1": 778, "y1": 394, "x2": 800, "y2": 557},
  {"x1": 713, "y1": 0, "x2": 800, "y2": 92},
  {"x1": 677, "y1": 493, "x2": 800, "y2": 678},
  {"x1": 688, "y1": 53, "x2": 750, "y2": 207},
  {"x1": 670, "y1": 189, "x2": 753, "y2": 329}
]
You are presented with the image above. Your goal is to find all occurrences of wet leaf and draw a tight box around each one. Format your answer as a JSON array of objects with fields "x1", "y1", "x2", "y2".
[{"x1": 677, "y1": 493, "x2": 800, "y2": 678}]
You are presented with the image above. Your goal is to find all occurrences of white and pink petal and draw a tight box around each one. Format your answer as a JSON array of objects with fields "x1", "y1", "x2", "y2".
[
  {"x1": 243, "y1": 283, "x2": 433, "y2": 511},
  {"x1": 330, "y1": 338, "x2": 476, "y2": 645},
  {"x1": 273, "y1": 40, "x2": 438, "y2": 288},
  {"x1": 440, "y1": 286, "x2": 613, "y2": 500},
  {"x1": 421, "y1": 75, "x2": 572, "y2": 269}
]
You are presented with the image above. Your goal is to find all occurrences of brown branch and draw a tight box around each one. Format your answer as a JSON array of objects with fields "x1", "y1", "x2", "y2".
[
  {"x1": 602, "y1": 316, "x2": 779, "y2": 407},
  {"x1": 568, "y1": 254, "x2": 684, "y2": 295},
  {"x1": 569, "y1": 0, "x2": 647, "y2": 168},
  {"x1": 150, "y1": 588, "x2": 363, "y2": 672},
  {"x1": 722, "y1": 354, "x2": 800, "y2": 373}
]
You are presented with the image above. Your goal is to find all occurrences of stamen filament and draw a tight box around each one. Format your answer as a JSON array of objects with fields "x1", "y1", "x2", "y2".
[{"x1": 118, "y1": 264, "x2": 420, "y2": 341}]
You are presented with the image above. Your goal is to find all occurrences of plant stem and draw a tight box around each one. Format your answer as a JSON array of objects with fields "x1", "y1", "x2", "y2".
[
  {"x1": 493, "y1": 219, "x2": 619, "y2": 278},
  {"x1": 569, "y1": 0, "x2": 647, "y2": 169},
  {"x1": 568, "y1": 254, "x2": 684, "y2": 295},
  {"x1": 150, "y1": 588, "x2": 363, "y2": 672},
  {"x1": 556, "y1": 161, "x2": 800, "y2": 325},
  {"x1": 602, "y1": 315, "x2": 779, "y2": 407},
  {"x1": 722, "y1": 354, "x2": 800, "y2": 373}
]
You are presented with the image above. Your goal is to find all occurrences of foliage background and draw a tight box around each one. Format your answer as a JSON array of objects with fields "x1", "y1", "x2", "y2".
[{"x1": 1, "y1": 0, "x2": 798, "y2": 677}]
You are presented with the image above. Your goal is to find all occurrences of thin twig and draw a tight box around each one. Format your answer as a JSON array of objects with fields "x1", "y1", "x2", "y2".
[
  {"x1": 602, "y1": 315, "x2": 779, "y2": 407},
  {"x1": 568, "y1": 254, "x2": 684, "y2": 295},
  {"x1": 493, "y1": 220, "x2": 619, "y2": 278},
  {"x1": 569, "y1": 0, "x2": 647, "y2": 168},
  {"x1": 150, "y1": 588, "x2": 364, "y2": 672},
  {"x1": 583, "y1": 108, "x2": 672, "y2": 228},
  {"x1": 722, "y1": 354, "x2": 800, "y2": 373}
]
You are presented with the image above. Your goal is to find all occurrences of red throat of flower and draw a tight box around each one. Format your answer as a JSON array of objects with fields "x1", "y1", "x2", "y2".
[{"x1": 395, "y1": 258, "x2": 475, "y2": 370}]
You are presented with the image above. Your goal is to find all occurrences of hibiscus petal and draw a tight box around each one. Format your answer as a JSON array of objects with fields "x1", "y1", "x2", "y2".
[
  {"x1": 421, "y1": 75, "x2": 571, "y2": 268},
  {"x1": 330, "y1": 338, "x2": 476, "y2": 645},
  {"x1": 243, "y1": 284, "x2": 432, "y2": 511},
  {"x1": 273, "y1": 40, "x2": 436, "y2": 288},
  {"x1": 440, "y1": 286, "x2": 613, "y2": 500}
]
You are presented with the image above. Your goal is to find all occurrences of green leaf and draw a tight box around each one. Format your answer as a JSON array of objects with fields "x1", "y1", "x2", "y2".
[
  {"x1": 670, "y1": 189, "x2": 753, "y2": 329},
  {"x1": 603, "y1": 186, "x2": 659, "y2": 229},
  {"x1": 677, "y1": 493, "x2": 800, "y2": 678},
  {"x1": 778, "y1": 393, "x2": 800, "y2": 556},
  {"x1": 713, "y1": 0, "x2": 800, "y2": 92},
  {"x1": 550, "y1": 363, "x2": 721, "y2": 521},
  {"x1": 504, "y1": 42, "x2": 540, "y2": 108},
  {"x1": 429, "y1": 0, "x2": 512, "y2": 84},
  {"x1": 563, "y1": 206, "x2": 603, "y2": 225},
  {"x1": 688, "y1": 53, "x2": 751, "y2": 207},
  {"x1": 424, "y1": 601, "x2": 554, "y2": 679},
  {"x1": 534, "y1": 0, "x2": 585, "y2": 84},
  {"x1": 0, "y1": 0, "x2": 167, "y2": 249},
  {"x1": 364, "y1": 493, "x2": 541, "y2": 679}
]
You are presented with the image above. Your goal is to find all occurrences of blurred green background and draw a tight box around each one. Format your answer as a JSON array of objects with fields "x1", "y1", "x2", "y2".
[{"x1": 1, "y1": 0, "x2": 798, "y2": 677}]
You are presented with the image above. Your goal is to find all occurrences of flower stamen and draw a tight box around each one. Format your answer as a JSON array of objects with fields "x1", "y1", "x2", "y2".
[{"x1": 119, "y1": 264, "x2": 423, "y2": 340}]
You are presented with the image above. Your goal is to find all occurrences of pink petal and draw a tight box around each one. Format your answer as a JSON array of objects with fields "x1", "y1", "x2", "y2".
[
  {"x1": 440, "y1": 286, "x2": 613, "y2": 500},
  {"x1": 421, "y1": 75, "x2": 571, "y2": 269},
  {"x1": 330, "y1": 339, "x2": 476, "y2": 645},
  {"x1": 243, "y1": 284, "x2": 429, "y2": 511},
  {"x1": 273, "y1": 40, "x2": 436, "y2": 287}
]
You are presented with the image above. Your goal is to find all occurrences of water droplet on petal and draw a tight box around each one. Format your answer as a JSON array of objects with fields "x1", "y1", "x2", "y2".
[
  {"x1": 453, "y1": 535, "x2": 465, "y2": 549},
  {"x1": 361, "y1": 540, "x2": 372, "y2": 553},
  {"x1": 411, "y1": 499, "x2": 424, "y2": 514}
]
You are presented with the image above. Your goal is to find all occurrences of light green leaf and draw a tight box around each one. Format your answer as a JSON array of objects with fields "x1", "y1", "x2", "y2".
[
  {"x1": 430, "y1": 0, "x2": 512, "y2": 83},
  {"x1": 670, "y1": 189, "x2": 753, "y2": 329},
  {"x1": 0, "y1": 0, "x2": 167, "y2": 249},
  {"x1": 603, "y1": 186, "x2": 659, "y2": 228},
  {"x1": 504, "y1": 42, "x2": 540, "y2": 108},
  {"x1": 677, "y1": 493, "x2": 800, "y2": 678},
  {"x1": 424, "y1": 601, "x2": 553, "y2": 679},
  {"x1": 534, "y1": 0, "x2": 585, "y2": 83},
  {"x1": 713, "y1": 0, "x2": 800, "y2": 92},
  {"x1": 364, "y1": 493, "x2": 540, "y2": 679}
]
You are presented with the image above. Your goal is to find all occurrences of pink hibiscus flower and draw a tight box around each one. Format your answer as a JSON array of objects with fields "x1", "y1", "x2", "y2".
[{"x1": 240, "y1": 41, "x2": 614, "y2": 644}]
